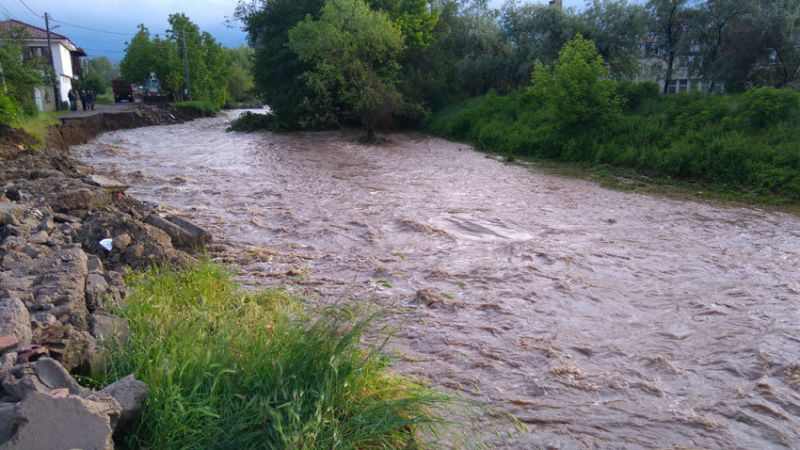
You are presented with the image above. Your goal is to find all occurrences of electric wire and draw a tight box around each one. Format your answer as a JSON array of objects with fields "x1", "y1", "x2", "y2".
[
  {"x1": 17, "y1": 0, "x2": 43, "y2": 20},
  {"x1": 49, "y1": 16, "x2": 135, "y2": 36}
]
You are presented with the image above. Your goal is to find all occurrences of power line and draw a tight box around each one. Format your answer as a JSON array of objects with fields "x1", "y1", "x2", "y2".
[
  {"x1": 17, "y1": 0, "x2": 43, "y2": 19},
  {"x1": 49, "y1": 17, "x2": 135, "y2": 36},
  {"x1": 81, "y1": 47, "x2": 123, "y2": 54},
  {"x1": 0, "y1": 6, "x2": 19, "y2": 20}
]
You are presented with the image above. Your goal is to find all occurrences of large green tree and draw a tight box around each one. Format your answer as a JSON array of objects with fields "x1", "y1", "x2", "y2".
[
  {"x1": 646, "y1": 0, "x2": 691, "y2": 93},
  {"x1": 237, "y1": 0, "x2": 325, "y2": 126},
  {"x1": 225, "y1": 46, "x2": 256, "y2": 105},
  {"x1": 119, "y1": 16, "x2": 230, "y2": 106},
  {"x1": 0, "y1": 23, "x2": 49, "y2": 121},
  {"x1": 288, "y1": 0, "x2": 406, "y2": 132}
]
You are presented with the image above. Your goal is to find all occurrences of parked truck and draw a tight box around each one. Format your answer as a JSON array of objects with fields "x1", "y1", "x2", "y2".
[
  {"x1": 111, "y1": 78, "x2": 134, "y2": 103},
  {"x1": 141, "y1": 72, "x2": 168, "y2": 104}
]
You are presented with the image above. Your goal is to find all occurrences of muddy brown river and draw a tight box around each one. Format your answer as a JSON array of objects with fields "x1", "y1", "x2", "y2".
[{"x1": 74, "y1": 112, "x2": 800, "y2": 449}]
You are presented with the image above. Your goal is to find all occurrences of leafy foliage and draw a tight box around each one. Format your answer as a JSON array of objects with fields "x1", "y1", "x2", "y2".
[
  {"x1": 531, "y1": 35, "x2": 621, "y2": 131},
  {"x1": 0, "y1": 23, "x2": 49, "y2": 123},
  {"x1": 427, "y1": 37, "x2": 800, "y2": 199},
  {"x1": 119, "y1": 16, "x2": 230, "y2": 107},
  {"x1": 92, "y1": 261, "x2": 451, "y2": 449},
  {"x1": 288, "y1": 0, "x2": 406, "y2": 131}
]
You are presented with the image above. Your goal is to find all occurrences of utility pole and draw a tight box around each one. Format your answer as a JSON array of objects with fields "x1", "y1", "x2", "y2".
[
  {"x1": 181, "y1": 31, "x2": 192, "y2": 101},
  {"x1": 44, "y1": 12, "x2": 60, "y2": 111},
  {"x1": 0, "y1": 63, "x2": 7, "y2": 94}
]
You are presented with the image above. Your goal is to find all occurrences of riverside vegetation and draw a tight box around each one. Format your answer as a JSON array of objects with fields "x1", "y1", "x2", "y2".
[
  {"x1": 425, "y1": 37, "x2": 800, "y2": 202},
  {"x1": 91, "y1": 261, "x2": 453, "y2": 449},
  {"x1": 230, "y1": 0, "x2": 800, "y2": 203}
]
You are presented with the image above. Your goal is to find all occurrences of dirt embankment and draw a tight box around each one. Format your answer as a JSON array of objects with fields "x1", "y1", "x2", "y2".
[
  {"x1": 45, "y1": 105, "x2": 206, "y2": 150},
  {"x1": 0, "y1": 110, "x2": 210, "y2": 448}
]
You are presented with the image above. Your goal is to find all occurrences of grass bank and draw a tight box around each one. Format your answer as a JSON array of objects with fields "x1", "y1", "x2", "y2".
[
  {"x1": 13, "y1": 111, "x2": 66, "y2": 150},
  {"x1": 173, "y1": 100, "x2": 221, "y2": 117},
  {"x1": 426, "y1": 85, "x2": 800, "y2": 205},
  {"x1": 91, "y1": 261, "x2": 451, "y2": 449}
]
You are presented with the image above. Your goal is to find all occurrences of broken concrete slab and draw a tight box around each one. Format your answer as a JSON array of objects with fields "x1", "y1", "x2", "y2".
[
  {"x1": 85, "y1": 273, "x2": 109, "y2": 312},
  {"x1": 166, "y1": 215, "x2": 212, "y2": 245},
  {"x1": 2, "y1": 391, "x2": 119, "y2": 450},
  {"x1": 0, "y1": 402, "x2": 19, "y2": 445},
  {"x1": 145, "y1": 213, "x2": 204, "y2": 250},
  {"x1": 98, "y1": 374, "x2": 147, "y2": 431},
  {"x1": 85, "y1": 174, "x2": 129, "y2": 193},
  {"x1": 33, "y1": 358, "x2": 89, "y2": 397},
  {"x1": 0, "y1": 298, "x2": 31, "y2": 348},
  {"x1": 90, "y1": 312, "x2": 129, "y2": 344}
]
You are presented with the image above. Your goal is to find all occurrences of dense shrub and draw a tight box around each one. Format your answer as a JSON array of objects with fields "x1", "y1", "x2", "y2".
[
  {"x1": 0, "y1": 91, "x2": 20, "y2": 125},
  {"x1": 227, "y1": 111, "x2": 279, "y2": 132},
  {"x1": 426, "y1": 84, "x2": 800, "y2": 199}
]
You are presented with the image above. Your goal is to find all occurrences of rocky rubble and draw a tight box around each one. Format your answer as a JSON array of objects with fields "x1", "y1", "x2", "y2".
[{"x1": 0, "y1": 124, "x2": 211, "y2": 447}]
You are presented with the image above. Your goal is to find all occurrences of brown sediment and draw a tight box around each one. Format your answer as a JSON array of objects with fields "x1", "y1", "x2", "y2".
[{"x1": 73, "y1": 111, "x2": 800, "y2": 449}]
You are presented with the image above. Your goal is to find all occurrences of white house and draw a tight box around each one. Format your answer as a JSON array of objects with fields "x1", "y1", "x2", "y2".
[{"x1": 0, "y1": 19, "x2": 87, "y2": 111}]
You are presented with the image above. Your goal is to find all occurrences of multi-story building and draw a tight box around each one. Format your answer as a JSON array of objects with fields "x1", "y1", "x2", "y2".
[
  {"x1": 637, "y1": 37, "x2": 718, "y2": 94},
  {"x1": 0, "y1": 19, "x2": 87, "y2": 111}
]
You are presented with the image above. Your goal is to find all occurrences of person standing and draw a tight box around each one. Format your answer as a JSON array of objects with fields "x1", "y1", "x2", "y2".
[
  {"x1": 86, "y1": 90, "x2": 95, "y2": 111},
  {"x1": 79, "y1": 90, "x2": 87, "y2": 111},
  {"x1": 67, "y1": 88, "x2": 77, "y2": 111}
]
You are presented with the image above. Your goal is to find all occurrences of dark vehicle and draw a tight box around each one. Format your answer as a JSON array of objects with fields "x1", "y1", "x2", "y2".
[
  {"x1": 141, "y1": 72, "x2": 168, "y2": 104},
  {"x1": 112, "y1": 79, "x2": 134, "y2": 103}
]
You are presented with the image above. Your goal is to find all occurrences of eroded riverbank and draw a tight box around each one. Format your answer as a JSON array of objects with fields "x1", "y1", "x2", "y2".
[{"x1": 74, "y1": 112, "x2": 800, "y2": 449}]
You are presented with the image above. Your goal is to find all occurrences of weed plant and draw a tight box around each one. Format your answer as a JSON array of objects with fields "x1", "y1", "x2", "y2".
[{"x1": 92, "y1": 261, "x2": 450, "y2": 449}]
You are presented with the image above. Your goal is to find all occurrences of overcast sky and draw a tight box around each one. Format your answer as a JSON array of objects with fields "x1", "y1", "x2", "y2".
[{"x1": 1, "y1": 0, "x2": 586, "y2": 61}]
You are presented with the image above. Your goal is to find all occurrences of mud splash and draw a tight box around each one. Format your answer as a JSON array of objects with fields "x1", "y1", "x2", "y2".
[{"x1": 73, "y1": 112, "x2": 800, "y2": 448}]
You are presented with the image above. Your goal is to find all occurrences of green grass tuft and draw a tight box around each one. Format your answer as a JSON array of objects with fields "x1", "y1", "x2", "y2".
[
  {"x1": 13, "y1": 111, "x2": 65, "y2": 150},
  {"x1": 173, "y1": 100, "x2": 221, "y2": 117},
  {"x1": 92, "y1": 261, "x2": 451, "y2": 449}
]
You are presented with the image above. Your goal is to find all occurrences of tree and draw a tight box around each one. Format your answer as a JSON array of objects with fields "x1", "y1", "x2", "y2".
[
  {"x1": 0, "y1": 23, "x2": 49, "y2": 120},
  {"x1": 531, "y1": 34, "x2": 621, "y2": 130},
  {"x1": 81, "y1": 57, "x2": 117, "y2": 94},
  {"x1": 502, "y1": 1, "x2": 579, "y2": 86},
  {"x1": 647, "y1": 0, "x2": 691, "y2": 93},
  {"x1": 119, "y1": 16, "x2": 230, "y2": 106},
  {"x1": 225, "y1": 46, "x2": 256, "y2": 105},
  {"x1": 288, "y1": 0, "x2": 406, "y2": 133},
  {"x1": 579, "y1": 0, "x2": 648, "y2": 80},
  {"x1": 237, "y1": 0, "x2": 326, "y2": 127},
  {"x1": 120, "y1": 25, "x2": 159, "y2": 85},
  {"x1": 757, "y1": 0, "x2": 800, "y2": 88},
  {"x1": 688, "y1": 0, "x2": 758, "y2": 92}
]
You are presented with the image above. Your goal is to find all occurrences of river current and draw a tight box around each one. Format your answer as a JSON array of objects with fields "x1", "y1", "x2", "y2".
[{"x1": 74, "y1": 112, "x2": 800, "y2": 449}]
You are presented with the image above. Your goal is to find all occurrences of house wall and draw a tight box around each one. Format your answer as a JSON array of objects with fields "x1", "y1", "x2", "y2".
[
  {"x1": 51, "y1": 42, "x2": 74, "y2": 103},
  {"x1": 636, "y1": 56, "x2": 713, "y2": 94}
]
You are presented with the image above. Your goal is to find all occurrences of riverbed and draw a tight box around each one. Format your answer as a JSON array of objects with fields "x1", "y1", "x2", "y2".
[{"x1": 74, "y1": 111, "x2": 800, "y2": 449}]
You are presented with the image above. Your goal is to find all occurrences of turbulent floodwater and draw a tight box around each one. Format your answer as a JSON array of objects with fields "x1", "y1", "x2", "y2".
[{"x1": 74, "y1": 112, "x2": 800, "y2": 449}]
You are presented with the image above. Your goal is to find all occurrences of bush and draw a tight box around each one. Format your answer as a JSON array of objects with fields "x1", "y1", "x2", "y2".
[
  {"x1": 617, "y1": 81, "x2": 660, "y2": 113},
  {"x1": 426, "y1": 81, "x2": 800, "y2": 199},
  {"x1": 530, "y1": 35, "x2": 622, "y2": 132},
  {"x1": 92, "y1": 261, "x2": 451, "y2": 449},
  {"x1": 742, "y1": 87, "x2": 800, "y2": 129},
  {"x1": 0, "y1": 91, "x2": 20, "y2": 125},
  {"x1": 227, "y1": 111, "x2": 278, "y2": 132}
]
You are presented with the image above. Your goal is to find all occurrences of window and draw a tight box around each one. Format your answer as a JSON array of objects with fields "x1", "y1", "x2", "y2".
[{"x1": 666, "y1": 79, "x2": 690, "y2": 94}]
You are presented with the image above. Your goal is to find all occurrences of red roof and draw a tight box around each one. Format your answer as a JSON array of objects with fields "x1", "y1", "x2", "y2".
[{"x1": 0, "y1": 19, "x2": 69, "y2": 41}]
